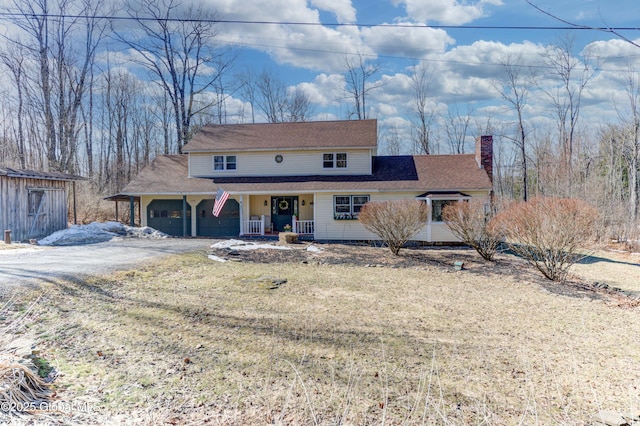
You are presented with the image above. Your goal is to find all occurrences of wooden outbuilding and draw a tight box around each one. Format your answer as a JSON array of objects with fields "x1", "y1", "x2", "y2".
[{"x1": 0, "y1": 167, "x2": 85, "y2": 242}]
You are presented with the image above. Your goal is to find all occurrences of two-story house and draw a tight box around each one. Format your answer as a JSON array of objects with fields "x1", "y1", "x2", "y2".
[{"x1": 114, "y1": 119, "x2": 493, "y2": 242}]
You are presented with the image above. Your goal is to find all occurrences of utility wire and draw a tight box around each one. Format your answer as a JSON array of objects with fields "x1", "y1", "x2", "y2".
[{"x1": 0, "y1": 11, "x2": 638, "y2": 32}]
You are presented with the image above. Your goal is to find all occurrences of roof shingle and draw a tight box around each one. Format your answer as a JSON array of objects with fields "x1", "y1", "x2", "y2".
[
  {"x1": 119, "y1": 154, "x2": 492, "y2": 195},
  {"x1": 0, "y1": 167, "x2": 86, "y2": 181},
  {"x1": 183, "y1": 119, "x2": 378, "y2": 152}
]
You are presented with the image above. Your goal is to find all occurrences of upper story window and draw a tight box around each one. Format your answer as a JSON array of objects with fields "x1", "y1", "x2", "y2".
[
  {"x1": 323, "y1": 152, "x2": 347, "y2": 169},
  {"x1": 213, "y1": 155, "x2": 237, "y2": 171}
]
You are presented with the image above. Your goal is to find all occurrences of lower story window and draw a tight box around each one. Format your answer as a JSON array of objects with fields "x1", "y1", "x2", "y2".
[
  {"x1": 431, "y1": 199, "x2": 456, "y2": 222},
  {"x1": 28, "y1": 190, "x2": 45, "y2": 215},
  {"x1": 334, "y1": 195, "x2": 369, "y2": 220}
]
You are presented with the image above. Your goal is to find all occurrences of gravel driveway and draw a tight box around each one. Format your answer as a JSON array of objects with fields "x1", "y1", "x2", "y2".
[{"x1": 0, "y1": 238, "x2": 213, "y2": 293}]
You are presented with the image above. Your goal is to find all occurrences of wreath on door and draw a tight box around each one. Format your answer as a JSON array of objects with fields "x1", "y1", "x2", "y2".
[{"x1": 278, "y1": 199, "x2": 289, "y2": 210}]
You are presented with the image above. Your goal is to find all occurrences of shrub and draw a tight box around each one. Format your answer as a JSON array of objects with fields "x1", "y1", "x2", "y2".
[
  {"x1": 358, "y1": 199, "x2": 428, "y2": 255},
  {"x1": 442, "y1": 198, "x2": 500, "y2": 261},
  {"x1": 492, "y1": 197, "x2": 598, "y2": 281}
]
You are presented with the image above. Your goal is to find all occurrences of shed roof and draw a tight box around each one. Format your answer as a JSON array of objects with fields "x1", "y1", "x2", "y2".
[
  {"x1": 0, "y1": 167, "x2": 86, "y2": 181},
  {"x1": 118, "y1": 153, "x2": 492, "y2": 196},
  {"x1": 182, "y1": 119, "x2": 378, "y2": 152}
]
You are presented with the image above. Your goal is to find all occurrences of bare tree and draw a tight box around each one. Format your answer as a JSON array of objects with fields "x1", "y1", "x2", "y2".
[
  {"x1": 116, "y1": 0, "x2": 234, "y2": 152},
  {"x1": 0, "y1": 45, "x2": 28, "y2": 168},
  {"x1": 237, "y1": 69, "x2": 258, "y2": 123},
  {"x1": 254, "y1": 69, "x2": 288, "y2": 123},
  {"x1": 541, "y1": 34, "x2": 592, "y2": 192},
  {"x1": 410, "y1": 63, "x2": 436, "y2": 154},
  {"x1": 286, "y1": 87, "x2": 313, "y2": 122},
  {"x1": 4, "y1": 0, "x2": 107, "y2": 173},
  {"x1": 239, "y1": 68, "x2": 312, "y2": 123},
  {"x1": 343, "y1": 53, "x2": 384, "y2": 120},
  {"x1": 380, "y1": 125, "x2": 402, "y2": 155},
  {"x1": 442, "y1": 106, "x2": 473, "y2": 154},
  {"x1": 619, "y1": 67, "x2": 640, "y2": 222},
  {"x1": 493, "y1": 56, "x2": 536, "y2": 201}
]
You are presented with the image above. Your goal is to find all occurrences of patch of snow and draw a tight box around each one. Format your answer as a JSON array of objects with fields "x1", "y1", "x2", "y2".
[
  {"x1": 210, "y1": 239, "x2": 252, "y2": 249},
  {"x1": 210, "y1": 239, "x2": 292, "y2": 251},
  {"x1": 207, "y1": 254, "x2": 227, "y2": 262},
  {"x1": 38, "y1": 221, "x2": 168, "y2": 246},
  {"x1": 306, "y1": 245, "x2": 323, "y2": 253},
  {"x1": 234, "y1": 243, "x2": 292, "y2": 251}
]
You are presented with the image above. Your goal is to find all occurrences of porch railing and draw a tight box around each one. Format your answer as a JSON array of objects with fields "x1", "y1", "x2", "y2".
[
  {"x1": 244, "y1": 219, "x2": 263, "y2": 235},
  {"x1": 293, "y1": 217, "x2": 314, "y2": 235}
]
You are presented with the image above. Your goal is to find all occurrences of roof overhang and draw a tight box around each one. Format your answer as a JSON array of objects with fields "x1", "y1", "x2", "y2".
[
  {"x1": 417, "y1": 191, "x2": 471, "y2": 199},
  {"x1": 0, "y1": 167, "x2": 87, "y2": 181},
  {"x1": 104, "y1": 194, "x2": 141, "y2": 202}
]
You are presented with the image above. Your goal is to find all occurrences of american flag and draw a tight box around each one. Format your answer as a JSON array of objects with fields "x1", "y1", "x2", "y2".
[{"x1": 212, "y1": 188, "x2": 230, "y2": 217}]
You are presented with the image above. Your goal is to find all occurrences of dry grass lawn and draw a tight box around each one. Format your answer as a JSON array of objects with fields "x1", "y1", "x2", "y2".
[{"x1": 5, "y1": 245, "x2": 640, "y2": 425}]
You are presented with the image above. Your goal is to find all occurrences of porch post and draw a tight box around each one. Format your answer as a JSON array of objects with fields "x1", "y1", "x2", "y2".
[
  {"x1": 426, "y1": 198, "x2": 432, "y2": 242},
  {"x1": 182, "y1": 196, "x2": 187, "y2": 236},
  {"x1": 238, "y1": 195, "x2": 244, "y2": 236},
  {"x1": 129, "y1": 196, "x2": 135, "y2": 227},
  {"x1": 260, "y1": 214, "x2": 265, "y2": 236}
]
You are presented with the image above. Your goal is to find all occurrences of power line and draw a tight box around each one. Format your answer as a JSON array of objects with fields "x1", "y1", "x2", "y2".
[{"x1": 0, "y1": 11, "x2": 638, "y2": 32}]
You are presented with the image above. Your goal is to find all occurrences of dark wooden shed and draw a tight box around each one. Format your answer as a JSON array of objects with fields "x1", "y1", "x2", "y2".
[{"x1": 0, "y1": 167, "x2": 85, "y2": 242}]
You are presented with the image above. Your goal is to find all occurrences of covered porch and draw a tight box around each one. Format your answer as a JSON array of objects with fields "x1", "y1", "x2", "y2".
[{"x1": 239, "y1": 193, "x2": 315, "y2": 237}]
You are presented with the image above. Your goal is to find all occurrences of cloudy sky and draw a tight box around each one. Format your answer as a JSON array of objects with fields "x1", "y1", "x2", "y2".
[
  {"x1": 185, "y1": 0, "x2": 639, "y2": 152},
  {"x1": 4, "y1": 0, "x2": 640, "y2": 155}
]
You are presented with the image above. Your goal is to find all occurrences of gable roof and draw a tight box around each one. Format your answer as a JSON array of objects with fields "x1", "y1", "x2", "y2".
[
  {"x1": 119, "y1": 153, "x2": 492, "y2": 195},
  {"x1": 0, "y1": 167, "x2": 86, "y2": 181},
  {"x1": 182, "y1": 119, "x2": 378, "y2": 152},
  {"x1": 120, "y1": 155, "x2": 217, "y2": 195}
]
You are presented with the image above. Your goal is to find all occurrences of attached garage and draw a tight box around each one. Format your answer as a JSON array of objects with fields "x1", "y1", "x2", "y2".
[
  {"x1": 147, "y1": 199, "x2": 189, "y2": 236},
  {"x1": 196, "y1": 199, "x2": 239, "y2": 237}
]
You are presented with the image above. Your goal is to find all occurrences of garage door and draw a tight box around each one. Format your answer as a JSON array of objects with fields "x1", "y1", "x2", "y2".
[
  {"x1": 147, "y1": 200, "x2": 188, "y2": 236},
  {"x1": 196, "y1": 199, "x2": 240, "y2": 237}
]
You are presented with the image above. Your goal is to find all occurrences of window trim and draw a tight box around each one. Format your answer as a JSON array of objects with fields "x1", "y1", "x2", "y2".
[
  {"x1": 28, "y1": 190, "x2": 45, "y2": 217},
  {"x1": 333, "y1": 194, "x2": 369, "y2": 220},
  {"x1": 421, "y1": 196, "x2": 471, "y2": 223},
  {"x1": 323, "y1": 152, "x2": 348, "y2": 169},
  {"x1": 213, "y1": 155, "x2": 237, "y2": 172}
]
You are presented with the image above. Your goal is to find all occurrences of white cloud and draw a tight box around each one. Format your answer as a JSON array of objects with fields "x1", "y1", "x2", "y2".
[
  {"x1": 361, "y1": 23, "x2": 454, "y2": 58},
  {"x1": 310, "y1": 0, "x2": 357, "y2": 23},
  {"x1": 392, "y1": 0, "x2": 503, "y2": 25},
  {"x1": 294, "y1": 73, "x2": 345, "y2": 106},
  {"x1": 206, "y1": 0, "x2": 371, "y2": 71}
]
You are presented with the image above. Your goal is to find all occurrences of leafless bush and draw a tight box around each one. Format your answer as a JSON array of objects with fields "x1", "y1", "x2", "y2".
[
  {"x1": 442, "y1": 198, "x2": 500, "y2": 261},
  {"x1": 71, "y1": 182, "x2": 118, "y2": 224},
  {"x1": 359, "y1": 199, "x2": 428, "y2": 255},
  {"x1": 492, "y1": 197, "x2": 598, "y2": 281}
]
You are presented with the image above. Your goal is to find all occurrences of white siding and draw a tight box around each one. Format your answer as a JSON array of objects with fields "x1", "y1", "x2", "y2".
[
  {"x1": 315, "y1": 190, "x2": 490, "y2": 243},
  {"x1": 189, "y1": 149, "x2": 372, "y2": 177},
  {"x1": 315, "y1": 192, "x2": 420, "y2": 241}
]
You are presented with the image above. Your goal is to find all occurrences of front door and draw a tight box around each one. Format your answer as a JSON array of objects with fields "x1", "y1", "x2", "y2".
[{"x1": 271, "y1": 196, "x2": 298, "y2": 232}]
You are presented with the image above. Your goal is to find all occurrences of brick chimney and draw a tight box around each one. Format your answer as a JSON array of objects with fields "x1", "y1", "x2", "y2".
[{"x1": 475, "y1": 135, "x2": 493, "y2": 183}]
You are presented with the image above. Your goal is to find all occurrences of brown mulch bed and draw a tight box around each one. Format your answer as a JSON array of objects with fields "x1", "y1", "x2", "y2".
[{"x1": 209, "y1": 241, "x2": 640, "y2": 308}]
